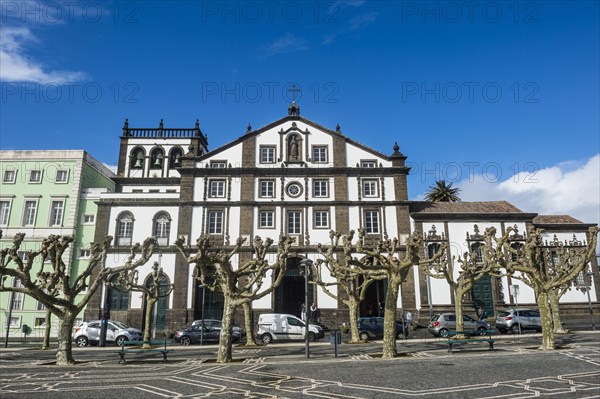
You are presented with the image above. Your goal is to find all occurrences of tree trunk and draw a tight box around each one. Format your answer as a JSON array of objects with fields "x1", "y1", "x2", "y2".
[
  {"x1": 42, "y1": 309, "x2": 52, "y2": 350},
  {"x1": 242, "y1": 301, "x2": 258, "y2": 346},
  {"x1": 217, "y1": 297, "x2": 236, "y2": 363},
  {"x1": 454, "y1": 287, "x2": 466, "y2": 338},
  {"x1": 347, "y1": 297, "x2": 361, "y2": 343},
  {"x1": 143, "y1": 297, "x2": 157, "y2": 347},
  {"x1": 56, "y1": 312, "x2": 77, "y2": 365},
  {"x1": 549, "y1": 289, "x2": 569, "y2": 334},
  {"x1": 382, "y1": 276, "x2": 400, "y2": 358},
  {"x1": 537, "y1": 290, "x2": 555, "y2": 350}
]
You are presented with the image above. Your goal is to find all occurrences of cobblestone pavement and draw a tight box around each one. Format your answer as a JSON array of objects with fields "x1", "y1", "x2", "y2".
[{"x1": 1, "y1": 331, "x2": 598, "y2": 398}]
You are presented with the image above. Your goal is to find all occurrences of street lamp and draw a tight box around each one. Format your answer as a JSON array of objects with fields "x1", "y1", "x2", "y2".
[
  {"x1": 299, "y1": 258, "x2": 313, "y2": 359},
  {"x1": 510, "y1": 284, "x2": 521, "y2": 335}
]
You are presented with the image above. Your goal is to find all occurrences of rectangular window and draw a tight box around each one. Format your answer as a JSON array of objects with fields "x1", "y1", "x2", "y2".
[
  {"x1": 2, "y1": 170, "x2": 16, "y2": 183},
  {"x1": 209, "y1": 180, "x2": 225, "y2": 198},
  {"x1": 49, "y1": 200, "x2": 64, "y2": 226},
  {"x1": 259, "y1": 180, "x2": 275, "y2": 198},
  {"x1": 364, "y1": 211, "x2": 380, "y2": 234},
  {"x1": 287, "y1": 211, "x2": 301, "y2": 234},
  {"x1": 210, "y1": 161, "x2": 226, "y2": 168},
  {"x1": 314, "y1": 210, "x2": 329, "y2": 228},
  {"x1": 8, "y1": 317, "x2": 21, "y2": 328},
  {"x1": 259, "y1": 211, "x2": 275, "y2": 228},
  {"x1": 132, "y1": 189, "x2": 143, "y2": 193},
  {"x1": 361, "y1": 160, "x2": 376, "y2": 168},
  {"x1": 22, "y1": 200, "x2": 37, "y2": 226},
  {"x1": 0, "y1": 201, "x2": 10, "y2": 225},
  {"x1": 148, "y1": 189, "x2": 160, "y2": 193},
  {"x1": 79, "y1": 248, "x2": 91, "y2": 258},
  {"x1": 574, "y1": 271, "x2": 586, "y2": 287},
  {"x1": 312, "y1": 146, "x2": 327, "y2": 163},
  {"x1": 36, "y1": 301, "x2": 46, "y2": 311},
  {"x1": 260, "y1": 146, "x2": 276, "y2": 163},
  {"x1": 83, "y1": 214, "x2": 95, "y2": 224},
  {"x1": 55, "y1": 170, "x2": 69, "y2": 183},
  {"x1": 35, "y1": 317, "x2": 46, "y2": 327},
  {"x1": 207, "y1": 211, "x2": 223, "y2": 234},
  {"x1": 29, "y1": 170, "x2": 42, "y2": 183},
  {"x1": 9, "y1": 278, "x2": 24, "y2": 310},
  {"x1": 313, "y1": 180, "x2": 328, "y2": 197},
  {"x1": 363, "y1": 180, "x2": 378, "y2": 197}
]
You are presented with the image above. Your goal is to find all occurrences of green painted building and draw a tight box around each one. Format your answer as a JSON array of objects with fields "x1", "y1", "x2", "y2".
[{"x1": 0, "y1": 150, "x2": 115, "y2": 339}]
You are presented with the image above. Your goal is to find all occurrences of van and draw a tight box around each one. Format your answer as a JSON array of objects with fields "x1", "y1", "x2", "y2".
[{"x1": 256, "y1": 313, "x2": 324, "y2": 344}]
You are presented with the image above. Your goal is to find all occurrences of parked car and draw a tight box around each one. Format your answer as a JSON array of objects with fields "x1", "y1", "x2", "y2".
[
  {"x1": 73, "y1": 320, "x2": 142, "y2": 347},
  {"x1": 191, "y1": 319, "x2": 245, "y2": 337},
  {"x1": 495, "y1": 308, "x2": 542, "y2": 334},
  {"x1": 256, "y1": 313, "x2": 325, "y2": 344},
  {"x1": 174, "y1": 323, "x2": 241, "y2": 345},
  {"x1": 358, "y1": 317, "x2": 408, "y2": 341},
  {"x1": 428, "y1": 313, "x2": 491, "y2": 337}
]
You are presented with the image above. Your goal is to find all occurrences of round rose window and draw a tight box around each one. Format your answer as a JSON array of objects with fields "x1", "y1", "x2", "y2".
[{"x1": 286, "y1": 182, "x2": 302, "y2": 197}]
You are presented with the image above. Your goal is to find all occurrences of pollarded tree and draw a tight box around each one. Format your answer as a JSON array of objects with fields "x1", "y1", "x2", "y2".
[
  {"x1": 424, "y1": 245, "x2": 494, "y2": 337},
  {"x1": 176, "y1": 234, "x2": 294, "y2": 363},
  {"x1": 484, "y1": 226, "x2": 598, "y2": 350},
  {"x1": 314, "y1": 230, "x2": 386, "y2": 343},
  {"x1": 0, "y1": 232, "x2": 156, "y2": 365},
  {"x1": 109, "y1": 261, "x2": 174, "y2": 346},
  {"x1": 350, "y1": 228, "x2": 445, "y2": 358}
]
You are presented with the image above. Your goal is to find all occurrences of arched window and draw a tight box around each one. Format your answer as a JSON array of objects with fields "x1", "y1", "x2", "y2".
[
  {"x1": 471, "y1": 242, "x2": 484, "y2": 263},
  {"x1": 130, "y1": 147, "x2": 145, "y2": 169},
  {"x1": 169, "y1": 147, "x2": 183, "y2": 168},
  {"x1": 108, "y1": 275, "x2": 129, "y2": 311},
  {"x1": 153, "y1": 212, "x2": 171, "y2": 246},
  {"x1": 116, "y1": 211, "x2": 134, "y2": 246},
  {"x1": 427, "y1": 243, "x2": 441, "y2": 259},
  {"x1": 150, "y1": 147, "x2": 164, "y2": 169}
]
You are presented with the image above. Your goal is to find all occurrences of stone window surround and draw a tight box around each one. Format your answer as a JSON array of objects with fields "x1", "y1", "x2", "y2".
[
  {"x1": 21, "y1": 196, "x2": 40, "y2": 226},
  {"x1": 311, "y1": 145, "x2": 328, "y2": 163},
  {"x1": 259, "y1": 179, "x2": 276, "y2": 198},
  {"x1": 55, "y1": 169, "x2": 69, "y2": 183},
  {"x1": 0, "y1": 197, "x2": 13, "y2": 226},
  {"x1": 208, "y1": 179, "x2": 226, "y2": 198},
  {"x1": 28, "y1": 169, "x2": 42, "y2": 183},
  {"x1": 2, "y1": 169, "x2": 17, "y2": 183},
  {"x1": 258, "y1": 209, "x2": 276, "y2": 229},
  {"x1": 362, "y1": 179, "x2": 379, "y2": 198},
  {"x1": 48, "y1": 198, "x2": 66, "y2": 227},
  {"x1": 363, "y1": 209, "x2": 380, "y2": 234},
  {"x1": 259, "y1": 145, "x2": 277, "y2": 164},
  {"x1": 312, "y1": 179, "x2": 329, "y2": 198},
  {"x1": 313, "y1": 209, "x2": 330, "y2": 229},
  {"x1": 207, "y1": 209, "x2": 224, "y2": 234}
]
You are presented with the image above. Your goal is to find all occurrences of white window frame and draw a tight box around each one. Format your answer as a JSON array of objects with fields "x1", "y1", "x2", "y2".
[
  {"x1": 9, "y1": 278, "x2": 24, "y2": 311},
  {"x1": 49, "y1": 200, "x2": 65, "y2": 226},
  {"x1": 313, "y1": 210, "x2": 329, "y2": 229},
  {"x1": 361, "y1": 160, "x2": 377, "y2": 168},
  {"x1": 207, "y1": 211, "x2": 223, "y2": 234},
  {"x1": 313, "y1": 180, "x2": 328, "y2": 198},
  {"x1": 8, "y1": 316, "x2": 21, "y2": 328},
  {"x1": 260, "y1": 146, "x2": 276, "y2": 164},
  {"x1": 312, "y1": 146, "x2": 328, "y2": 163},
  {"x1": 29, "y1": 170, "x2": 42, "y2": 183},
  {"x1": 34, "y1": 317, "x2": 46, "y2": 328},
  {"x1": 116, "y1": 212, "x2": 134, "y2": 246},
  {"x1": 208, "y1": 180, "x2": 226, "y2": 198},
  {"x1": 0, "y1": 200, "x2": 11, "y2": 226},
  {"x1": 22, "y1": 199, "x2": 38, "y2": 226},
  {"x1": 287, "y1": 211, "x2": 301, "y2": 235},
  {"x1": 2, "y1": 170, "x2": 16, "y2": 183},
  {"x1": 364, "y1": 210, "x2": 380, "y2": 234},
  {"x1": 210, "y1": 161, "x2": 226, "y2": 168},
  {"x1": 82, "y1": 214, "x2": 95, "y2": 224},
  {"x1": 259, "y1": 180, "x2": 275, "y2": 198},
  {"x1": 55, "y1": 169, "x2": 69, "y2": 183},
  {"x1": 362, "y1": 179, "x2": 378, "y2": 198},
  {"x1": 259, "y1": 210, "x2": 275, "y2": 228},
  {"x1": 79, "y1": 248, "x2": 91, "y2": 258},
  {"x1": 153, "y1": 212, "x2": 171, "y2": 246}
]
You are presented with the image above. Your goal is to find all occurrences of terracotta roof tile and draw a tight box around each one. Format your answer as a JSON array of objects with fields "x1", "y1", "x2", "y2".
[
  {"x1": 533, "y1": 215, "x2": 583, "y2": 224},
  {"x1": 409, "y1": 201, "x2": 523, "y2": 214}
]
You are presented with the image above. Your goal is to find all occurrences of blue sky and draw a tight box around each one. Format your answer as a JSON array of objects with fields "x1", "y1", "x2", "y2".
[{"x1": 1, "y1": 0, "x2": 598, "y2": 223}]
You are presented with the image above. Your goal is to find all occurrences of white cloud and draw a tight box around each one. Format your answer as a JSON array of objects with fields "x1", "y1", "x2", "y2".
[
  {"x1": 260, "y1": 33, "x2": 309, "y2": 59},
  {"x1": 0, "y1": 26, "x2": 85, "y2": 84},
  {"x1": 457, "y1": 154, "x2": 600, "y2": 224}
]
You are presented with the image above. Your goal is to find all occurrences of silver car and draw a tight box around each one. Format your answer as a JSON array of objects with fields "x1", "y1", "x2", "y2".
[
  {"x1": 428, "y1": 313, "x2": 491, "y2": 337},
  {"x1": 73, "y1": 320, "x2": 142, "y2": 347},
  {"x1": 495, "y1": 308, "x2": 542, "y2": 334}
]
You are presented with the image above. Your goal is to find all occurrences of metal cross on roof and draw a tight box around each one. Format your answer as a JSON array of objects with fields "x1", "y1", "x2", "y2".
[{"x1": 287, "y1": 84, "x2": 301, "y2": 101}]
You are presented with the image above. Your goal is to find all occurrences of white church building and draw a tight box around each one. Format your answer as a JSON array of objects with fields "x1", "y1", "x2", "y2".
[{"x1": 85, "y1": 102, "x2": 599, "y2": 333}]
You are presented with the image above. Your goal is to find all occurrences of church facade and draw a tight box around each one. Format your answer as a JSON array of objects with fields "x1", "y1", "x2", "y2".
[{"x1": 85, "y1": 103, "x2": 599, "y2": 334}]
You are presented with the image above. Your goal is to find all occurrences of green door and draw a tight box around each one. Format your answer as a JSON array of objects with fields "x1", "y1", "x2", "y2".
[{"x1": 471, "y1": 274, "x2": 494, "y2": 317}]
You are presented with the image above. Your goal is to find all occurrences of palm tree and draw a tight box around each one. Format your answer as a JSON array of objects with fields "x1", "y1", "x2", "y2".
[{"x1": 424, "y1": 180, "x2": 461, "y2": 202}]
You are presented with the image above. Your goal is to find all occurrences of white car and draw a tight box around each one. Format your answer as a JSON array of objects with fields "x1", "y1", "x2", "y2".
[
  {"x1": 256, "y1": 313, "x2": 324, "y2": 344},
  {"x1": 73, "y1": 320, "x2": 142, "y2": 347}
]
